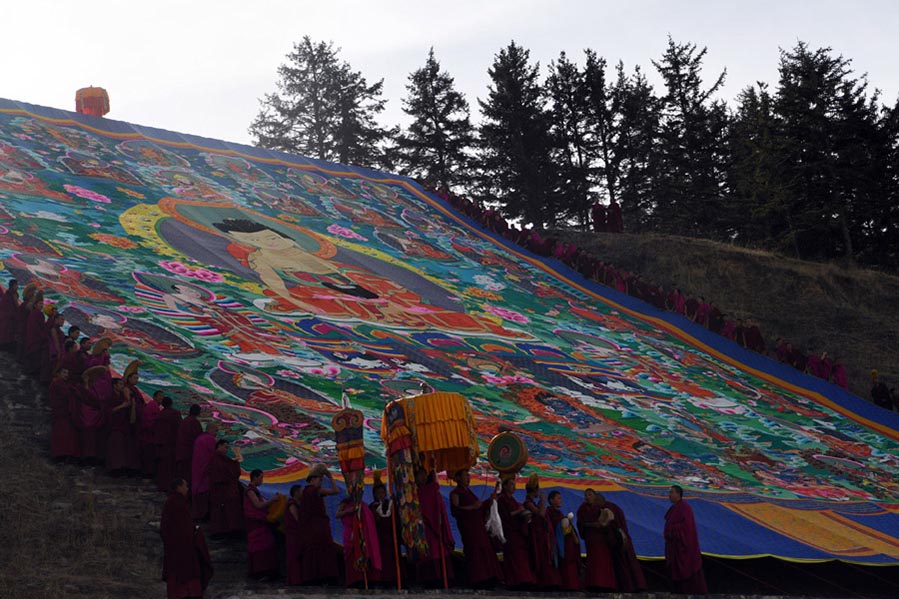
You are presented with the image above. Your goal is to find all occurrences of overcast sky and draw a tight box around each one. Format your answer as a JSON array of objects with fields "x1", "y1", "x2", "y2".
[{"x1": 4, "y1": 0, "x2": 897, "y2": 146}]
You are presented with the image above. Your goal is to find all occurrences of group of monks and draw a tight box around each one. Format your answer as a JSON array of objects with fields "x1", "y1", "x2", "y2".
[
  {"x1": 0, "y1": 278, "x2": 215, "y2": 596},
  {"x1": 591, "y1": 200, "x2": 624, "y2": 233},
  {"x1": 435, "y1": 188, "x2": 865, "y2": 395},
  {"x1": 0, "y1": 274, "x2": 708, "y2": 597},
  {"x1": 169, "y1": 458, "x2": 707, "y2": 596},
  {"x1": 774, "y1": 341, "x2": 850, "y2": 390}
]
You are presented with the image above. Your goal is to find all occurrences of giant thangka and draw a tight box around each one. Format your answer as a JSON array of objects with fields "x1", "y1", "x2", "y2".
[{"x1": 1, "y1": 98, "x2": 898, "y2": 563}]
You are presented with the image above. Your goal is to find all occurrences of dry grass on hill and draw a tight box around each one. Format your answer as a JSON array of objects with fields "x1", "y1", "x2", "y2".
[
  {"x1": 554, "y1": 230, "x2": 899, "y2": 399},
  {"x1": 0, "y1": 367, "x2": 161, "y2": 599}
]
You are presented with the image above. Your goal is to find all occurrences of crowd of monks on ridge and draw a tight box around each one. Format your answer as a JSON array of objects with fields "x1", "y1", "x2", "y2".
[{"x1": 434, "y1": 188, "x2": 899, "y2": 404}]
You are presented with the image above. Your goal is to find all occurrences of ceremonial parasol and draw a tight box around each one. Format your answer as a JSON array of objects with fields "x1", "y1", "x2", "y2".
[
  {"x1": 75, "y1": 87, "x2": 110, "y2": 117},
  {"x1": 380, "y1": 390, "x2": 479, "y2": 590}
]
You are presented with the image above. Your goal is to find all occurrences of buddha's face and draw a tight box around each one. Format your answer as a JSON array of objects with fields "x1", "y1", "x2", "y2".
[
  {"x1": 230, "y1": 229, "x2": 294, "y2": 251},
  {"x1": 172, "y1": 284, "x2": 203, "y2": 301}
]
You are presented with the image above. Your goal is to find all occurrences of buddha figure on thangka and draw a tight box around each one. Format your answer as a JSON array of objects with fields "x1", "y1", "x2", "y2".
[{"x1": 142, "y1": 199, "x2": 532, "y2": 339}]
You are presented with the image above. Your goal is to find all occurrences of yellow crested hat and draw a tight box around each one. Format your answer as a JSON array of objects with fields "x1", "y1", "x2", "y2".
[
  {"x1": 83, "y1": 365, "x2": 108, "y2": 384},
  {"x1": 22, "y1": 282, "x2": 37, "y2": 300},
  {"x1": 91, "y1": 337, "x2": 113, "y2": 355},
  {"x1": 123, "y1": 359, "x2": 141, "y2": 379},
  {"x1": 306, "y1": 463, "x2": 329, "y2": 481}
]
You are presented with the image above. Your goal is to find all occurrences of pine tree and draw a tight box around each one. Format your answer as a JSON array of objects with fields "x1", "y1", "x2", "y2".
[
  {"x1": 876, "y1": 99, "x2": 899, "y2": 266},
  {"x1": 728, "y1": 83, "x2": 790, "y2": 247},
  {"x1": 332, "y1": 64, "x2": 395, "y2": 168},
  {"x1": 773, "y1": 42, "x2": 885, "y2": 260},
  {"x1": 478, "y1": 41, "x2": 560, "y2": 228},
  {"x1": 396, "y1": 48, "x2": 474, "y2": 191},
  {"x1": 652, "y1": 37, "x2": 729, "y2": 237},
  {"x1": 610, "y1": 63, "x2": 661, "y2": 232},
  {"x1": 546, "y1": 51, "x2": 592, "y2": 226},
  {"x1": 249, "y1": 36, "x2": 393, "y2": 169}
]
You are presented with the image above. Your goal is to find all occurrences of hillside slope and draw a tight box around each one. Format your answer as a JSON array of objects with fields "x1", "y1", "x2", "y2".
[{"x1": 555, "y1": 230, "x2": 899, "y2": 400}]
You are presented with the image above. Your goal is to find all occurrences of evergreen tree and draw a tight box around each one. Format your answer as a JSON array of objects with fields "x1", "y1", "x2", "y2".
[
  {"x1": 332, "y1": 64, "x2": 395, "y2": 168},
  {"x1": 581, "y1": 51, "x2": 617, "y2": 212},
  {"x1": 396, "y1": 48, "x2": 474, "y2": 191},
  {"x1": 546, "y1": 51, "x2": 592, "y2": 225},
  {"x1": 877, "y1": 98, "x2": 899, "y2": 266},
  {"x1": 728, "y1": 83, "x2": 790, "y2": 246},
  {"x1": 652, "y1": 37, "x2": 729, "y2": 237},
  {"x1": 478, "y1": 41, "x2": 560, "y2": 228},
  {"x1": 249, "y1": 36, "x2": 393, "y2": 169},
  {"x1": 772, "y1": 42, "x2": 884, "y2": 260},
  {"x1": 610, "y1": 63, "x2": 661, "y2": 232}
]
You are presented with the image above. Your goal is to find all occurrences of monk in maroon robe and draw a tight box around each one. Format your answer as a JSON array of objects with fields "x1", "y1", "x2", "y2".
[
  {"x1": 208, "y1": 439, "x2": 244, "y2": 535},
  {"x1": 0, "y1": 279, "x2": 19, "y2": 349},
  {"x1": 734, "y1": 319, "x2": 747, "y2": 348},
  {"x1": 523, "y1": 475, "x2": 560, "y2": 589},
  {"x1": 297, "y1": 464, "x2": 340, "y2": 584},
  {"x1": 160, "y1": 478, "x2": 213, "y2": 598},
  {"x1": 415, "y1": 468, "x2": 454, "y2": 587},
  {"x1": 577, "y1": 488, "x2": 617, "y2": 590},
  {"x1": 22, "y1": 292, "x2": 46, "y2": 375},
  {"x1": 154, "y1": 396, "x2": 183, "y2": 492},
  {"x1": 831, "y1": 358, "x2": 848, "y2": 390},
  {"x1": 607, "y1": 200, "x2": 623, "y2": 232},
  {"x1": 497, "y1": 474, "x2": 537, "y2": 589},
  {"x1": 369, "y1": 476, "x2": 401, "y2": 585},
  {"x1": 41, "y1": 311, "x2": 65, "y2": 384},
  {"x1": 175, "y1": 404, "x2": 203, "y2": 483},
  {"x1": 136, "y1": 388, "x2": 162, "y2": 478},
  {"x1": 449, "y1": 469, "x2": 503, "y2": 588},
  {"x1": 191, "y1": 422, "x2": 218, "y2": 520},
  {"x1": 49, "y1": 367, "x2": 80, "y2": 460},
  {"x1": 14, "y1": 285, "x2": 34, "y2": 363},
  {"x1": 58, "y1": 341, "x2": 80, "y2": 379},
  {"x1": 104, "y1": 377, "x2": 139, "y2": 474},
  {"x1": 76, "y1": 336, "x2": 91, "y2": 369},
  {"x1": 684, "y1": 296, "x2": 699, "y2": 322},
  {"x1": 808, "y1": 351, "x2": 833, "y2": 381},
  {"x1": 818, "y1": 352, "x2": 833, "y2": 381},
  {"x1": 284, "y1": 485, "x2": 304, "y2": 585},
  {"x1": 123, "y1": 372, "x2": 147, "y2": 468},
  {"x1": 789, "y1": 346, "x2": 808, "y2": 372},
  {"x1": 719, "y1": 318, "x2": 736, "y2": 340},
  {"x1": 774, "y1": 338, "x2": 789, "y2": 363},
  {"x1": 707, "y1": 305, "x2": 724, "y2": 333},
  {"x1": 664, "y1": 485, "x2": 707, "y2": 594},
  {"x1": 73, "y1": 369, "x2": 105, "y2": 462},
  {"x1": 695, "y1": 297, "x2": 710, "y2": 327},
  {"x1": 591, "y1": 202, "x2": 607, "y2": 232},
  {"x1": 601, "y1": 494, "x2": 646, "y2": 592},
  {"x1": 744, "y1": 320, "x2": 765, "y2": 353},
  {"x1": 244, "y1": 469, "x2": 281, "y2": 577},
  {"x1": 336, "y1": 496, "x2": 381, "y2": 587},
  {"x1": 546, "y1": 491, "x2": 581, "y2": 590}
]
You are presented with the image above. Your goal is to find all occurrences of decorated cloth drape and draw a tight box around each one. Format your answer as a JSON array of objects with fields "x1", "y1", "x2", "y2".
[{"x1": 2, "y1": 97, "x2": 899, "y2": 564}]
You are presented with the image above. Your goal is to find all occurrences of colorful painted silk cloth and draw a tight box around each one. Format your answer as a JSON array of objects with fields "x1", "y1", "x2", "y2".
[{"x1": 1, "y1": 98, "x2": 898, "y2": 563}]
